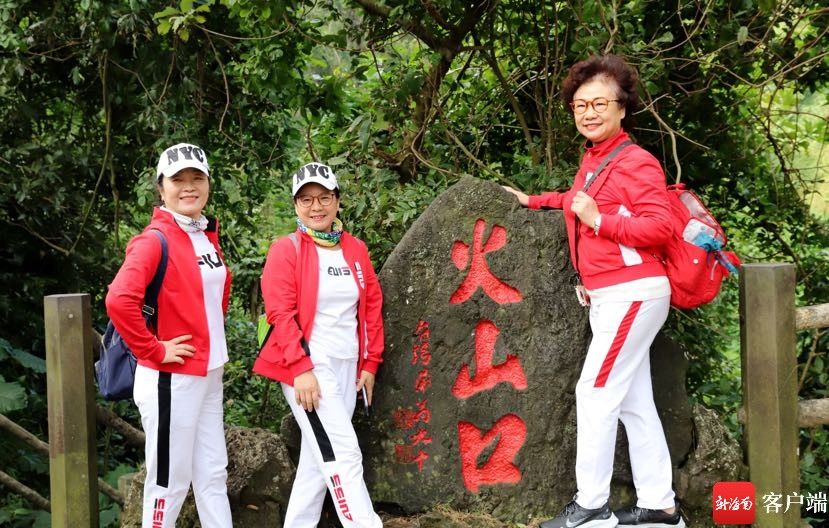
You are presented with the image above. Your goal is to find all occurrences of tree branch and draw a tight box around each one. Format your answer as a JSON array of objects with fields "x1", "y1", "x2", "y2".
[
  {"x1": 350, "y1": 0, "x2": 444, "y2": 51},
  {"x1": 643, "y1": 99, "x2": 682, "y2": 184},
  {"x1": 202, "y1": 29, "x2": 231, "y2": 132},
  {"x1": 96, "y1": 406, "x2": 145, "y2": 446},
  {"x1": 357, "y1": 1, "x2": 496, "y2": 180},
  {"x1": 0, "y1": 470, "x2": 50, "y2": 512},
  {"x1": 69, "y1": 53, "x2": 111, "y2": 255},
  {"x1": 420, "y1": 0, "x2": 452, "y2": 32}
]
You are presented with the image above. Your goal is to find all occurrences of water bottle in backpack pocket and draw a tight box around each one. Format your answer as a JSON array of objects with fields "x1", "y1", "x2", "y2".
[{"x1": 662, "y1": 184, "x2": 740, "y2": 309}]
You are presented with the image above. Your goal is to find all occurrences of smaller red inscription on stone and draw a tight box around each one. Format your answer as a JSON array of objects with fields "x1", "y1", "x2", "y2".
[
  {"x1": 394, "y1": 320, "x2": 435, "y2": 474},
  {"x1": 414, "y1": 368, "x2": 432, "y2": 393},
  {"x1": 392, "y1": 400, "x2": 431, "y2": 430},
  {"x1": 394, "y1": 444, "x2": 430, "y2": 472},
  {"x1": 394, "y1": 444, "x2": 414, "y2": 463},
  {"x1": 408, "y1": 428, "x2": 433, "y2": 446},
  {"x1": 411, "y1": 449, "x2": 429, "y2": 472},
  {"x1": 411, "y1": 320, "x2": 432, "y2": 366}
]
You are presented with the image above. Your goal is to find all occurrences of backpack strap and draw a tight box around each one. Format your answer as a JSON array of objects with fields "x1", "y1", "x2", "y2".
[
  {"x1": 288, "y1": 232, "x2": 299, "y2": 254},
  {"x1": 287, "y1": 232, "x2": 311, "y2": 355},
  {"x1": 257, "y1": 232, "x2": 304, "y2": 352},
  {"x1": 141, "y1": 229, "x2": 168, "y2": 331},
  {"x1": 580, "y1": 140, "x2": 633, "y2": 194},
  {"x1": 574, "y1": 140, "x2": 633, "y2": 284}
]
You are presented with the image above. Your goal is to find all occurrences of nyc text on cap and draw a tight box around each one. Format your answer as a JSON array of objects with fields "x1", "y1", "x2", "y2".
[
  {"x1": 157, "y1": 143, "x2": 210, "y2": 179},
  {"x1": 291, "y1": 162, "x2": 338, "y2": 196}
]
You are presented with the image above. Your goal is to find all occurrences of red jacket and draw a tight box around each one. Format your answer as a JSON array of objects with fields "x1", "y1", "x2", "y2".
[
  {"x1": 253, "y1": 230, "x2": 384, "y2": 385},
  {"x1": 105, "y1": 208, "x2": 232, "y2": 376},
  {"x1": 528, "y1": 130, "x2": 672, "y2": 289}
]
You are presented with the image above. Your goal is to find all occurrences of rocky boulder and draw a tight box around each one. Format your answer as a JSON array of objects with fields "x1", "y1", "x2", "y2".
[
  {"x1": 675, "y1": 404, "x2": 748, "y2": 527},
  {"x1": 355, "y1": 176, "x2": 719, "y2": 523},
  {"x1": 120, "y1": 425, "x2": 294, "y2": 527}
]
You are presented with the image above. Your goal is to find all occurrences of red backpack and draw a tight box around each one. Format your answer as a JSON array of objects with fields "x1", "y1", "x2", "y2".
[{"x1": 663, "y1": 184, "x2": 741, "y2": 309}]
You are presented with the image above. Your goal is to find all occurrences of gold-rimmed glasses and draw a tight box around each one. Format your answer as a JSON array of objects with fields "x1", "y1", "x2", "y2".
[{"x1": 569, "y1": 97, "x2": 620, "y2": 114}]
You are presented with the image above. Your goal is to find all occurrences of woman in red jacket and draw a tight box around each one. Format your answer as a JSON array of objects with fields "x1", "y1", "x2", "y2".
[
  {"x1": 253, "y1": 162, "x2": 384, "y2": 528},
  {"x1": 504, "y1": 55, "x2": 685, "y2": 528},
  {"x1": 106, "y1": 143, "x2": 233, "y2": 528}
]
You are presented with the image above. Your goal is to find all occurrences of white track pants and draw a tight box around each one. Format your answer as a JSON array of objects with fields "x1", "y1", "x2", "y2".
[
  {"x1": 281, "y1": 356, "x2": 383, "y2": 528},
  {"x1": 574, "y1": 295, "x2": 676, "y2": 510},
  {"x1": 134, "y1": 365, "x2": 232, "y2": 528}
]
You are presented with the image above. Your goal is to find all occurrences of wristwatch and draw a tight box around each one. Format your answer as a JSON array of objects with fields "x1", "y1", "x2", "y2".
[{"x1": 593, "y1": 214, "x2": 602, "y2": 236}]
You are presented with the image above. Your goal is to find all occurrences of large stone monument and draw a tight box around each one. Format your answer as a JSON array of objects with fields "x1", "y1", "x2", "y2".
[{"x1": 356, "y1": 176, "x2": 711, "y2": 524}]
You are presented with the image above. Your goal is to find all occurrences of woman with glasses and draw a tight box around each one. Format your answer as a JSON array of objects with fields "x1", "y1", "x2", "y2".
[
  {"x1": 253, "y1": 162, "x2": 384, "y2": 528},
  {"x1": 503, "y1": 55, "x2": 684, "y2": 528}
]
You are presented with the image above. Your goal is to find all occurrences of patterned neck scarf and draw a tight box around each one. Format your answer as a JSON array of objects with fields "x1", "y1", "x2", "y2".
[
  {"x1": 296, "y1": 217, "x2": 344, "y2": 247},
  {"x1": 161, "y1": 206, "x2": 208, "y2": 233}
]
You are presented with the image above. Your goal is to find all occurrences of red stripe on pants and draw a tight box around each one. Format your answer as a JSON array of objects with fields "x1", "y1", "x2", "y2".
[{"x1": 594, "y1": 301, "x2": 642, "y2": 388}]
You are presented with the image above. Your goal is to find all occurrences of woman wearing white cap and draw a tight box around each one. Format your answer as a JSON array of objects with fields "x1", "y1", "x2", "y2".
[
  {"x1": 253, "y1": 162, "x2": 384, "y2": 528},
  {"x1": 106, "y1": 143, "x2": 233, "y2": 527}
]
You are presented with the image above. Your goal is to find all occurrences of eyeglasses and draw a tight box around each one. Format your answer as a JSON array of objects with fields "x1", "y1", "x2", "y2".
[
  {"x1": 296, "y1": 193, "x2": 336, "y2": 208},
  {"x1": 569, "y1": 97, "x2": 620, "y2": 114}
]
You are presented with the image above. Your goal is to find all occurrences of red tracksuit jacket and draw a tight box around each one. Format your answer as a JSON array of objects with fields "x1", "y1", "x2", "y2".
[
  {"x1": 105, "y1": 208, "x2": 232, "y2": 376},
  {"x1": 528, "y1": 130, "x2": 672, "y2": 290},
  {"x1": 253, "y1": 230, "x2": 384, "y2": 385}
]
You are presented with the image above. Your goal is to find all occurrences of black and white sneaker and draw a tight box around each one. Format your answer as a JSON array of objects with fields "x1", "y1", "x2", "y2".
[
  {"x1": 613, "y1": 503, "x2": 686, "y2": 527},
  {"x1": 540, "y1": 500, "x2": 619, "y2": 528}
]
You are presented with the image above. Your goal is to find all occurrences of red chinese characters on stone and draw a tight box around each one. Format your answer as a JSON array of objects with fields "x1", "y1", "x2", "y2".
[
  {"x1": 457, "y1": 414, "x2": 527, "y2": 493},
  {"x1": 394, "y1": 320, "x2": 433, "y2": 472},
  {"x1": 411, "y1": 320, "x2": 431, "y2": 366},
  {"x1": 392, "y1": 399, "x2": 431, "y2": 430},
  {"x1": 408, "y1": 428, "x2": 433, "y2": 446},
  {"x1": 452, "y1": 319, "x2": 528, "y2": 399},
  {"x1": 394, "y1": 444, "x2": 430, "y2": 472},
  {"x1": 448, "y1": 221, "x2": 528, "y2": 493},
  {"x1": 450, "y1": 219, "x2": 523, "y2": 305},
  {"x1": 415, "y1": 369, "x2": 432, "y2": 393}
]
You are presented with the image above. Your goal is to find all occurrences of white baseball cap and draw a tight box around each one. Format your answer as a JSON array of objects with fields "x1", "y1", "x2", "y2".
[
  {"x1": 156, "y1": 143, "x2": 210, "y2": 180},
  {"x1": 291, "y1": 162, "x2": 338, "y2": 196}
]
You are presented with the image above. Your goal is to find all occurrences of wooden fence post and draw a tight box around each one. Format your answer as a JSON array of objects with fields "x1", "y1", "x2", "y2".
[
  {"x1": 44, "y1": 294, "x2": 99, "y2": 528},
  {"x1": 740, "y1": 264, "x2": 799, "y2": 527}
]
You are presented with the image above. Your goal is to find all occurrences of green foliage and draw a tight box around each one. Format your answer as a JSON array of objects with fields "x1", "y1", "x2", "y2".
[
  {"x1": 0, "y1": 498, "x2": 50, "y2": 528},
  {"x1": 223, "y1": 302, "x2": 288, "y2": 429},
  {"x1": 0, "y1": 377, "x2": 27, "y2": 413}
]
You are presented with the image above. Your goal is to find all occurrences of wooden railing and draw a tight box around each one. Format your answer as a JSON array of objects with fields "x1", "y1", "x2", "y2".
[
  {"x1": 0, "y1": 294, "x2": 146, "y2": 528},
  {"x1": 740, "y1": 263, "x2": 829, "y2": 528}
]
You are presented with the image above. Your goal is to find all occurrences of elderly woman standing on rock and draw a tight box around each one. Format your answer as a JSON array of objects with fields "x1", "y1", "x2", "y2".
[
  {"x1": 503, "y1": 55, "x2": 685, "y2": 528},
  {"x1": 253, "y1": 162, "x2": 385, "y2": 528}
]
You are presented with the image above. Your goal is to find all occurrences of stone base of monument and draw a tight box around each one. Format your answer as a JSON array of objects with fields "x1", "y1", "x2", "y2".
[{"x1": 119, "y1": 425, "x2": 294, "y2": 527}]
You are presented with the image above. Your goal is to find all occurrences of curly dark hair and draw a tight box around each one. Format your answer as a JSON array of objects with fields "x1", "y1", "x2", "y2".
[{"x1": 561, "y1": 54, "x2": 640, "y2": 131}]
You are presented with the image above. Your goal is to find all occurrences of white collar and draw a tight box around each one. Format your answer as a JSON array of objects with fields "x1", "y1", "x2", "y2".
[{"x1": 160, "y1": 206, "x2": 208, "y2": 233}]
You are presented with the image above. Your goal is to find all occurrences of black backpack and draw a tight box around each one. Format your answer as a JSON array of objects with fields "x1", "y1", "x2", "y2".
[{"x1": 96, "y1": 230, "x2": 168, "y2": 401}]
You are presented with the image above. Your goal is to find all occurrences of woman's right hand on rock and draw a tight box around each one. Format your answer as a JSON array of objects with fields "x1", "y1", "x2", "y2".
[
  {"x1": 160, "y1": 334, "x2": 196, "y2": 364},
  {"x1": 294, "y1": 370, "x2": 321, "y2": 412},
  {"x1": 502, "y1": 185, "x2": 529, "y2": 207}
]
